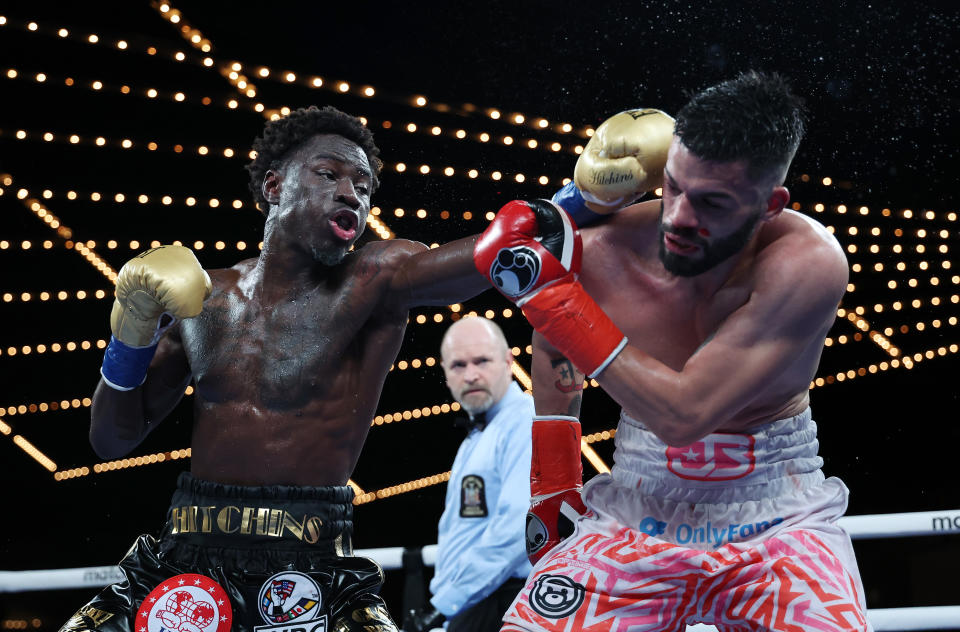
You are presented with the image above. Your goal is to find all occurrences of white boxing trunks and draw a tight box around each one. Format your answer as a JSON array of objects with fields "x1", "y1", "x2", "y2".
[{"x1": 502, "y1": 409, "x2": 870, "y2": 632}]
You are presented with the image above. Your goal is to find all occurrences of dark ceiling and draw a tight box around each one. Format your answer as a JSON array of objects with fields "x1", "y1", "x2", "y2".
[{"x1": 1, "y1": 0, "x2": 958, "y2": 627}]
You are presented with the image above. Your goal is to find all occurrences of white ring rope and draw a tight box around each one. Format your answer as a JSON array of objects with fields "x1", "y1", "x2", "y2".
[
  {"x1": 685, "y1": 609, "x2": 960, "y2": 631},
  {"x1": 840, "y1": 509, "x2": 960, "y2": 539},
  {"x1": 1, "y1": 510, "x2": 957, "y2": 630}
]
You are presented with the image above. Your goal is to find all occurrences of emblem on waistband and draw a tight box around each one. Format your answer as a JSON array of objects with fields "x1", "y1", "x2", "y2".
[
  {"x1": 256, "y1": 571, "x2": 325, "y2": 631},
  {"x1": 135, "y1": 573, "x2": 232, "y2": 632},
  {"x1": 528, "y1": 574, "x2": 585, "y2": 619},
  {"x1": 665, "y1": 433, "x2": 756, "y2": 481},
  {"x1": 460, "y1": 474, "x2": 488, "y2": 517}
]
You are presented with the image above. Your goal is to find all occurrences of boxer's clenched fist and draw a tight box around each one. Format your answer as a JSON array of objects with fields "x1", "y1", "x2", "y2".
[
  {"x1": 475, "y1": 200, "x2": 626, "y2": 378},
  {"x1": 574, "y1": 108, "x2": 674, "y2": 213}
]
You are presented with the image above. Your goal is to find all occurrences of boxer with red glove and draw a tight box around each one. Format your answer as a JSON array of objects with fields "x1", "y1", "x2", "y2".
[{"x1": 474, "y1": 199, "x2": 628, "y2": 563}]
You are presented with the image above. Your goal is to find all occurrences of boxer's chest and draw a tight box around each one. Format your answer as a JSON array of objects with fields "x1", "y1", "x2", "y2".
[
  {"x1": 580, "y1": 246, "x2": 751, "y2": 372},
  {"x1": 184, "y1": 277, "x2": 397, "y2": 406}
]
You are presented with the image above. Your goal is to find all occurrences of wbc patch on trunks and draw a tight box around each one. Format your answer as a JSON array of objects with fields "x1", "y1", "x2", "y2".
[
  {"x1": 460, "y1": 474, "x2": 488, "y2": 517},
  {"x1": 135, "y1": 573, "x2": 232, "y2": 632},
  {"x1": 256, "y1": 571, "x2": 327, "y2": 631}
]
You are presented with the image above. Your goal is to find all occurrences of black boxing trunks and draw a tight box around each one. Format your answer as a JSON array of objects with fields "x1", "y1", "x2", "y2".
[{"x1": 60, "y1": 472, "x2": 398, "y2": 632}]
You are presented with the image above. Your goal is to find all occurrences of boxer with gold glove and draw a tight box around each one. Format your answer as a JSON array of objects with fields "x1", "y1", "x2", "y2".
[
  {"x1": 552, "y1": 108, "x2": 674, "y2": 227},
  {"x1": 100, "y1": 245, "x2": 211, "y2": 391}
]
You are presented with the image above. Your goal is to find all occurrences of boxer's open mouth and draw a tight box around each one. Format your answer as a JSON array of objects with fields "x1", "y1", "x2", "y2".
[
  {"x1": 664, "y1": 232, "x2": 700, "y2": 255},
  {"x1": 330, "y1": 210, "x2": 359, "y2": 241}
]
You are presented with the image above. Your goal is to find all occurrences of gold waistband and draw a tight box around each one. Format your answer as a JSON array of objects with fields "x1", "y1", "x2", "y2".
[{"x1": 167, "y1": 504, "x2": 349, "y2": 554}]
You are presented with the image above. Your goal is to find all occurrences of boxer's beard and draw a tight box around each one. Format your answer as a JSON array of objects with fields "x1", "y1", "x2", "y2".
[{"x1": 658, "y1": 201, "x2": 763, "y2": 277}]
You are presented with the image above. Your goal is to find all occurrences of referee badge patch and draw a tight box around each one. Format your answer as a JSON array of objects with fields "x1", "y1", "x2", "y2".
[{"x1": 460, "y1": 474, "x2": 488, "y2": 517}]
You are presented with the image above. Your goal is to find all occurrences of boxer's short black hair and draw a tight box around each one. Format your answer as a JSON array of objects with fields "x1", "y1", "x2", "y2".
[
  {"x1": 246, "y1": 105, "x2": 382, "y2": 213},
  {"x1": 675, "y1": 71, "x2": 806, "y2": 181}
]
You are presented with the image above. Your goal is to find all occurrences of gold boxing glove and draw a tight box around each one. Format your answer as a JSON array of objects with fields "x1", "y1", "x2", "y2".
[
  {"x1": 573, "y1": 108, "x2": 675, "y2": 213},
  {"x1": 110, "y1": 245, "x2": 211, "y2": 347}
]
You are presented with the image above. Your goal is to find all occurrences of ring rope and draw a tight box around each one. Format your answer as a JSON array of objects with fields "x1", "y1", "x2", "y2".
[{"x1": 1, "y1": 510, "x2": 957, "y2": 631}]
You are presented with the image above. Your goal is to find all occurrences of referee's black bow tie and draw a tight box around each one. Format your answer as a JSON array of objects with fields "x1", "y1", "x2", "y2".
[{"x1": 454, "y1": 412, "x2": 486, "y2": 432}]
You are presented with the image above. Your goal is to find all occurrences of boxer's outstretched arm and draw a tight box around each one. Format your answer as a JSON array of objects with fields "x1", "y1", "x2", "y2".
[
  {"x1": 598, "y1": 238, "x2": 847, "y2": 445},
  {"x1": 391, "y1": 235, "x2": 489, "y2": 307},
  {"x1": 90, "y1": 328, "x2": 192, "y2": 459},
  {"x1": 531, "y1": 331, "x2": 585, "y2": 417}
]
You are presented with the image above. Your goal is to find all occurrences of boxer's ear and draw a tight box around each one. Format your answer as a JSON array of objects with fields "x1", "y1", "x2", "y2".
[
  {"x1": 263, "y1": 169, "x2": 282, "y2": 205},
  {"x1": 762, "y1": 186, "x2": 790, "y2": 221}
]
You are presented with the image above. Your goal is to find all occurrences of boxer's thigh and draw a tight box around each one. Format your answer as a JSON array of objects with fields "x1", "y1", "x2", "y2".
[
  {"x1": 327, "y1": 556, "x2": 399, "y2": 632},
  {"x1": 330, "y1": 593, "x2": 397, "y2": 632},
  {"x1": 60, "y1": 536, "x2": 185, "y2": 632},
  {"x1": 502, "y1": 523, "x2": 704, "y2": 632},
  {"x1": 707, "y1": 528, "x2": 870, "y2": 632}
]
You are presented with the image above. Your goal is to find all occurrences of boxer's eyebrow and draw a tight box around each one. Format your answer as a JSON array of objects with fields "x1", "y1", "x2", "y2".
[
  {"x1": 664, "y1": 168, "x2": 678, "y2": 187},
  {"x1": 310, "y1": 153, "x2": 372, "y2": 178},
  {"x1": 665, "y1": 167, "x2": 735, "y2": 205}
]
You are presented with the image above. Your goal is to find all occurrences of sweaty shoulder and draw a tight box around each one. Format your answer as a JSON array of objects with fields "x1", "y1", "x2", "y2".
[
  {"x1": 354, "y1": 238, "x2": 428, "y2": 271},
  {"x1": 580, "y1": 199, "x2": 660, "y2": 250},
  {"x1": 755, "y1": 210, "x2": 849, "y2": 303},
  {"x1": 204, "y1": 258, "x2": 257, "y2": 296}
]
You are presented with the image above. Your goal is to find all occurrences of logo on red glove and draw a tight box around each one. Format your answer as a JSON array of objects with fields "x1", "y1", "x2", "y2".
[
  {"x1": 489, "y1": 246, "x2": 541, "y2": 297},
  {"x1": 526, "y1": 512, "x2": 549, "y2": 557}
]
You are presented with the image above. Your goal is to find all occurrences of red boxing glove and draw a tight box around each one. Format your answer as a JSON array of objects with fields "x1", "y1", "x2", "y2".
[
  {"x1": 474, "y1": 198, "x2": 627, "y2": 377},
  {"x1": 525, "y1": 416, "x2": 589, "y2": 565},
  {"x1": 473, "y1": 199, "x2": 581, "y2": 302},
  {"x1": 521, "y1": 279, "x2": 627, "y2": 378}
]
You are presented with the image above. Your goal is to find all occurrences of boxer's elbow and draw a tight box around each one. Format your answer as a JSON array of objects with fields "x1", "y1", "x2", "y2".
[
  {"x1": 657, "y1": 422, "x2": 705, "y2": 448},
  {"x1": 89, "y1": 432, "x2": 124, "y2": 460},
  {"x1": 89, "y1": 431, "x2": 123, "y2": 460},
  {"x1": 656, "y1": 403, "x2": 713, "y2": 447},
  {"x1": 89, "y1": 419, "x2": 140, "y2": 460}
]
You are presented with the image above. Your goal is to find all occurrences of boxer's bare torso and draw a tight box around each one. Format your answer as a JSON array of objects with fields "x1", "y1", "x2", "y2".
[
  {"x1": 588, "y1": 200, "x2": 835, "y2": 426},
  {"x1": 91, "y1": 132, "x2": 486, "y2": 486},
  {"x1": 534, "y1": 198, "x2": 848, "y2": 445},
  {"x1": 93, "y1": 237, "x2": 481, "y2": 486}
]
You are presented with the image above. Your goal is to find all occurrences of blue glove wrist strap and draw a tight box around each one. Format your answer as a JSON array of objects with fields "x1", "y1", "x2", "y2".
[
  {"x1": 100, "y1": 335, "x2": 158, "y2": 391},
  {"x1": 550, "y1": 181, "x2": 606, "y2": 228}
]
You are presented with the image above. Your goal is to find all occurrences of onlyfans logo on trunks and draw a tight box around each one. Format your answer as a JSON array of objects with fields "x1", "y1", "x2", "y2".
[
  {"x1": 639, "y1": 515, "x2": 784, "y2": 548},
  {"x1": 256, "y1": 571, "x2": 327, "y2": 632},
  {"x1": 665, "y1": 433, "x2": 756, "y2": 481}
]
